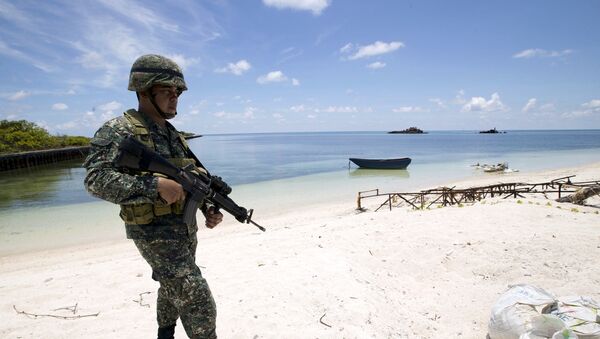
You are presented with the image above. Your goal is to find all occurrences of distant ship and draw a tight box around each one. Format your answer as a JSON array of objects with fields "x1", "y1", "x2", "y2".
[{"x1": 479, "y1": 128, "x2": 506, "y2": 134}]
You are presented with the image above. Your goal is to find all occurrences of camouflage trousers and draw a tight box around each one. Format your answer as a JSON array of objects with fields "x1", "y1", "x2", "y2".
[{"x1": 133, "y1": 235, "x2": 217, "y2": 339}]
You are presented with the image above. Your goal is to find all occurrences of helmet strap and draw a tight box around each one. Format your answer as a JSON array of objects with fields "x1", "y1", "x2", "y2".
[{"x1": 147, "y1": 90, "x2": 177, "y2": 119}]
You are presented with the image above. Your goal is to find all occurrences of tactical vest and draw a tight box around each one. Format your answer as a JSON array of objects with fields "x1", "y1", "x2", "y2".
[{"x1": 119, "y1": 109, "x2": 204, "y2": 225}]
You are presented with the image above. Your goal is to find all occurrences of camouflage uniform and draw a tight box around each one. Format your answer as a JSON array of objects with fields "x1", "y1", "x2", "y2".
[{"x1": 83, "y1": 55, "x2": 216, "y2": 339}]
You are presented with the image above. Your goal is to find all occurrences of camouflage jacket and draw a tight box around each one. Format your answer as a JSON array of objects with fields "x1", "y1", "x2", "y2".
[{"x1": 83, "y1": 109, "x2": 199, "y2": 239}]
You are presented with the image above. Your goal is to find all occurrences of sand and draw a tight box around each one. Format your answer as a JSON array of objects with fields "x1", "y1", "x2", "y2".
[{"x1": 1, "y1": 163, "x2": 599, "y2": 338}]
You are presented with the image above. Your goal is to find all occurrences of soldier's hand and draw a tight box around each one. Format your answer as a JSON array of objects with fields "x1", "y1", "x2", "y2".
[
  {"x1": 157, "y1": 177, "x2": 185, "y2": 205},
  {"x1": 204, "y1": 206, "x2": 223, "y2": 229}
]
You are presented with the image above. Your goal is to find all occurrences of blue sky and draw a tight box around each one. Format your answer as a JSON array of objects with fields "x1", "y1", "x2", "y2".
[{"x1": 1, "y1": 0, "x2": 599, "y2": 136}]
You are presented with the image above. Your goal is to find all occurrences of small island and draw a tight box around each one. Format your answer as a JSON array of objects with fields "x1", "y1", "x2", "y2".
[
  {"x1": 388, "y1": 127, "x2": 426, "y2": 134},
  {"x1": 479, "y1": 128, "x2": 506, "y2": 134}
]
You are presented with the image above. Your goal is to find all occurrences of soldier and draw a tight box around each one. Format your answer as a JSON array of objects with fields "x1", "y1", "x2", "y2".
[{"x1": 84, "y1": 54, "x2": 222, "y2": 339}]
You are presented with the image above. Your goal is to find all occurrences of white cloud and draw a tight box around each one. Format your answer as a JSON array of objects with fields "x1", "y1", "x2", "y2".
[
  {"x1": 513, "y1": 48, "x2": 573, "y2": 59},
  {"x1": 257, "y1": 71, "x2": 288, "y2": 84},
  {"x1": 7, "y1": 90, "x2": 30, "y2": 101},
  {"x1": 582, "y1": 99, "x2": 600, "y2": 110},
  {"x1": 563, "y1": 99, "x2": 600, "y2": 118},
  {"x1": 262, "y1": 0, "x2": 331, "y2": 15},
  {"x1": 307, "y1": 114, "x2": 316, "y2": 119},
  {"x1": 167, "y1": 54, "x2": 199, "y2": 70},
  {"x1": 317, "y1": 106, "x2": 358, "y2": 113},
  {"x1": 215, "y1": 59, "x2": 251, "y2": 75},
  {"x1": 97, "y1": 0, "x2": 180, "y2": 33},
  {"x1": 539, "y1": 103, "x2": 556, "y2": 112},
  {"x1": 0, "y1": 1, "x2": 31, "y2": 25},
  {"x1": 290, "y1": 105, "x2": 306, "y2": 112},
  {"x1": 340, "y1": 43, "x2": 353, "y2": 53},
  {"x1": 461, "y1": 93, "x2": 507, "y2": 112},
  {"x1": 367, "y1": 61, "x2": 386, "y2": 69},
  {"x1": 2, "y1": 1, "x2": 225, "y2": 90},
  {"x1": 52, "y1": 103, "x2": 69, "y2": 110},
  {"x1": 392, "y1": 106, "x2": 427, "y2": 113},
  {"x1": 71, "y1": 13, "x2": 201, "y2": 87},
  {"x1": 561, "y1": 110, "x2": 591, "y2": 118},
  {"x1": 429, "y1": 98, "x2": 446, "y2": 109},
  {"x1": 277, "y1": 47, "x2": 303, "y2": 65},
  {"x1": 453, "y1": 89, "x2": 466, "y2": 105},
  {"x1": 213, "y1": 107, "x2": 258, "y2": 120},
  {"x1": 292, "y1": 78, "x2": 300, "y2": 86},
  {"x1": 55, "y1": 120, "x2": 78, "y2": 130},
  {"x1": 315, "y1": 26, "x2": 340, "y2": 46},
  {"x1": 95, "y1": 100, "x2": 123, "y2": 120},
  {"x1": 0, "y1": 40, "x2": 56, "y2": 72},
  {"x1": 244, "y1": 107, "x2": 257, "y2": 119},
  {"x1": 342, "y1": 41, "x2": 405, "y2": 60},
  {"x1": 188, "y1": 100, "x2": 208, "y2": 115},
  {"x1": 272, "y1": 113, "x2": 284, "y2": 119},
  {"x1": 97, "y1": 100, "x2": 122, "y2": 112},
  {"x1": 522, "y1": 98, "x2": 537, "y2": 112}
]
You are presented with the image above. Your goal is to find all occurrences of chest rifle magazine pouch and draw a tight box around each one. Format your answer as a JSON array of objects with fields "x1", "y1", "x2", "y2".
[{"x1": 120, "y1": 203, "x2": 154, "y2": 225}]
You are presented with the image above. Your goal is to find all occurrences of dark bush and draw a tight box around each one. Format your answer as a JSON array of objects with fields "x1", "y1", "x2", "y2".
[{"x1": 0, "y1": 120, "x2": 90, "y2": 154}]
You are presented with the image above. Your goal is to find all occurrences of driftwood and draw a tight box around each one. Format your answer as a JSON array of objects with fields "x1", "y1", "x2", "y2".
[
  {"x1": 319, "y1": 313, "x2": 332, "y2": 328},
  {"x1": 133, "y1": 291, "x2": 152, "y2": 308},
  {"x1": 556, "y1": 185, "x2": 600, "y2": 205},
  {"x1": 13, "y1": 305, "x2": 100, "y2": 319}
]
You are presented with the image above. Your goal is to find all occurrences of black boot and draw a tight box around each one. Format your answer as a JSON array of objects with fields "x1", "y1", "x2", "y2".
[{"x1": 157, "y1": 324, "x2": 175, "y2": 339}]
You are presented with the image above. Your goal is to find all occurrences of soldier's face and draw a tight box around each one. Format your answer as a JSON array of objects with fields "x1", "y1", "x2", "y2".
[{"x1": 152, "y1": 85, "x2": 181, "y2": 117}]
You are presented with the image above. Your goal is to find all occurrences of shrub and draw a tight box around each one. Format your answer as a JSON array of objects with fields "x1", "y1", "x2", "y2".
[{"x1": 0, "y1": 119, "x2": 89, "y2": 154}]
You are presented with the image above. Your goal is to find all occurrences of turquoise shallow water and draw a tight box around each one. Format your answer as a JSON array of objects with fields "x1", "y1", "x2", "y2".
[
  {"x1": 2, "y1": 130, "x2": 600, "y2": 211},
  {"x1": 1, "y1": 130, "x2": 600, "y2": 255}
]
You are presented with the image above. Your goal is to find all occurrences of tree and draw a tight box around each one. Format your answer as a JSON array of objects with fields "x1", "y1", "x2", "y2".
[{"x1": 0, "y1": 119, "x2": 89, "y2": 154}]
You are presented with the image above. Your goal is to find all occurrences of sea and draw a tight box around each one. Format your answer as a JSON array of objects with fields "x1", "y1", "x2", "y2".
[{"x1": 1, "y1": 130, "x2": 600, "y2": 255}]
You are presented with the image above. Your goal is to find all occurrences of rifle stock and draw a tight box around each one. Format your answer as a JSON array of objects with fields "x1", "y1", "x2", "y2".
[{"x1": 116, "y1": 136, "x2": 265, "y2": 232}]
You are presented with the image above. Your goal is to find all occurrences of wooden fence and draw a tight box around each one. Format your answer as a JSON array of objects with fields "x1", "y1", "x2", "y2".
[{"x1": 357, "y1": 175, "x2": 600, "y2": 211}]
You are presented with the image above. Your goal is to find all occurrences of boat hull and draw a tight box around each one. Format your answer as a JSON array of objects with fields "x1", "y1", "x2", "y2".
[{"x1": 349, "y1": 157, "x2": 411, "y2": 169}]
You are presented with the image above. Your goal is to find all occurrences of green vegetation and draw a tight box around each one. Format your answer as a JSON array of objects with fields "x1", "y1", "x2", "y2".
[{"x1": 0, "y1": 120, "x2": 90, "y2": 154}]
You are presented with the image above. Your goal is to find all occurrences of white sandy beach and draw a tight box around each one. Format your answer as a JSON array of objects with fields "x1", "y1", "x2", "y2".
[{"x1": 1, "y1": 163, "x2": 599, "y2": 338}]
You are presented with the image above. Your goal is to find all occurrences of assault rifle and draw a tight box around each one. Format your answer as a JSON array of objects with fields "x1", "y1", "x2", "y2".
[{"x1": 116, "y1": 136, "x2": 265, "y2": 232}]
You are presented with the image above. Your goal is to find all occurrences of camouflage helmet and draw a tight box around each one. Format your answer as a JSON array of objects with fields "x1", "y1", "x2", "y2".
[{"x1": 128, "y1": 54, "x2": 187, "y2": 92}]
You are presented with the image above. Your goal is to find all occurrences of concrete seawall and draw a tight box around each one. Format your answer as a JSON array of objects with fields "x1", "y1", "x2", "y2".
[{"x1": 0, "y1": 146, "x2": 90, "y2": 171}]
